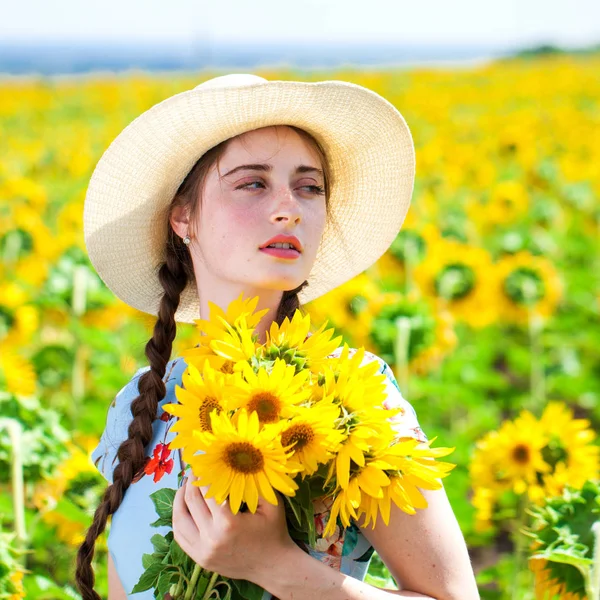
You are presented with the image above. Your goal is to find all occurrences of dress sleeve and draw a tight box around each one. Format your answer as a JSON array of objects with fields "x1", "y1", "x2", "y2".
[
  {"x1": 90, "y1": 367, "x2": 150, "y2": 484},
  {"x1": 367, "y1": 352, "x2": 429, "y2": 444}
]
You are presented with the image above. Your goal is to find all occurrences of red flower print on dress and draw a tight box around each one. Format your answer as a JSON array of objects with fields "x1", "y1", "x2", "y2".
[
  {"x1": 312, "y1": 495, "x2": 345, "y2": 569},
  {"x1": 144, "y1": 442, "x2": 174, "y2": 483}
]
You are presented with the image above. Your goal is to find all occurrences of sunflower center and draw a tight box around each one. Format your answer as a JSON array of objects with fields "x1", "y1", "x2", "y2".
[
  {"x1": 389, "y1": 230, "x2": 426, "y2": 263},
  {"x1": 199, "y1": 397, "x2": 221, "y2": 431},
  {"x1": 504, "y1": 267, "x2": 545, "y2": 305},
  {"x1": 281, "y1": 424, "x2": 315, "y2": 450},
  {"x1": 247, "y1": 392, "x2": 281, "y2": 423},
  {"x1": 434, "y1": 264, "x2": 475, "y2": 300},
  {"x1": 347, "y1": 295, "x2": 368, "y2": 317},
  {"x1": 224, "y1": 442, "x2": 265, "y2": 473},
  {"x1": 220, "y1": 361, "x2": 235, "y2": 374},
  {"x1": 541, "y1": 439, "x2": 568, "y2": 468},
  {"x1": 512, "y1": 444, "x2": 531, "y2": 464}
]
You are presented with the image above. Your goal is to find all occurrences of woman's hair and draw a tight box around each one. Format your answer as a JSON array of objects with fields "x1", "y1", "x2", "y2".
[{"x1": 76, "y1": 125, "x2": 334, "y2": 598}]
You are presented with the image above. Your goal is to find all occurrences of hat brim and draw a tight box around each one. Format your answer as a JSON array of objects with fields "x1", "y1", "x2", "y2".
[{"x1": 84, "y1": 79, "x2": 415, "y2": 324}]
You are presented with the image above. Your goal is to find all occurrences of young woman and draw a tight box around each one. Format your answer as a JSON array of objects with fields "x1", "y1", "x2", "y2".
[{"x1": 77, "y1": 73, "x2": 479, "y2": 600}]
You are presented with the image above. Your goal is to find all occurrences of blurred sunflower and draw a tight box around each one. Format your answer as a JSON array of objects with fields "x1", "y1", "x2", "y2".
[
  {"x1": 368, "y1": 291, "x2": 457, "y2": 376},
  {"x1": 303, "y1": 273, "x2": 380, "y2": 349},
  {"x1": 470, "y1": 411, "x2": 551, "y2": 496},
  {"x1": 0, "y1": 303, "x2": 39, "y2": 347},
  {"x1": 189, "y1": 409, "x2": 301, "y2": 514},
  {"x1": 467, "y1": 179, "x2": 531, "y2": 231},
  {"x1": 32, "y1": 436, "x2": 106, "y2": 548},
  {"x1": 469, "y1": 401, "x2": 599, "y2": 531},
  {"x1": 412, "y1": 237, "x2": 498, "y2": 328},
  {"x1": 375, "y1": 223, "x2": 440, "y2": 280},
  {"x1": 493, "y1": 250, "x2": 563, "y2": 323},
  {"x1": 0, "y1": 346, "x2": 36, "y2": 397},
  {"x1": 530, "y1": 401, "x2": 599, "y2": 504}
]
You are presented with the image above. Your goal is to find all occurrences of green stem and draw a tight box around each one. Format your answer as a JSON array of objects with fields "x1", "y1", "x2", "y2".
[
  {"x1": 182, "y1": 563, "x2": 206, "y2": 600},
  {"x1": 394, "y1": 316, "x2": 412, "y2": 397},
  {"x1": 589, "y1": 521, "x2": 600, "y2": 600},
  {"x1": 510, "y1": 495, "x2": 529, "y2": 600},
  {"x1": 527, "y1": 307, "x2": 545, "y2": 413},
  {"x1": 0, "y1": 419, "x2": 27, "y2": 559},
  {"x1": 71, "y1": 265, "x2": 88, "y2": 422},
  {"x1": 201, "y1": 571, "x2": 220, "y2": 600}
]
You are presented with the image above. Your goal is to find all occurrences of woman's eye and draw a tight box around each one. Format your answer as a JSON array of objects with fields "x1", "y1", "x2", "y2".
[
  {"x1": 302, "y1": 185, "x2": 325, "y2": 195},
  {"x1": 235, "y1": 181, "x2": 325, "y2": 195},
  {"x1": 237, "y1": 181, "x2": 265, "y2": 190}
]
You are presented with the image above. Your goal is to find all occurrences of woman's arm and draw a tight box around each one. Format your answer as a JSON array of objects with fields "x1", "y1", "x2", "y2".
[
  {"x1": 356, "y1": 485, "x2": 480, "y2": 600},
  {"x1": 253, "y1": 545, "x2": 440, "y2": 599},
  {"x1": 108, "y1": 553, "x2": 128, "y2": 600},
  {"x1": 253, "y1": 485, "x2": 480, "y2": 600}
]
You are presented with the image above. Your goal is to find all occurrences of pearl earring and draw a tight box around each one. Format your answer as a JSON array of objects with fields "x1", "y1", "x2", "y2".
[{"x1": 183, "y1": 235, "x2": 191, "y2": 245}]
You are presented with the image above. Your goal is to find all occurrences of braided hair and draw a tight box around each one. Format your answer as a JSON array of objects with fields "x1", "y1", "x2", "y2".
[{"x1": 76, "y1": 125, "x2": 334, "y2": 599}]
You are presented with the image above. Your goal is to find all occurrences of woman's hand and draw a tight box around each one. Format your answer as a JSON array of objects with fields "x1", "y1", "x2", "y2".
[{"x1": 172, "y1": 471, "x2": 299, "y2": 583}]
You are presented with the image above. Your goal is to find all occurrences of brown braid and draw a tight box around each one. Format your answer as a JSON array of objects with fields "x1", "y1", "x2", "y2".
[{"x1": 76, "y1": 125, "x2": 333, "y2": 599}]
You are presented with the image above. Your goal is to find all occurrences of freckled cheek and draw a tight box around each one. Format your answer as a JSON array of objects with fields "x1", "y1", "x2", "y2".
[{"x1": 205, "y1": 208, "x2": 262, "y2": 257}]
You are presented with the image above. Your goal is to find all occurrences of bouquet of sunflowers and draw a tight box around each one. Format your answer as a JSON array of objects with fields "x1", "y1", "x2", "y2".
[{"x1": 132, "y1": 293, "x2": 456, "y2": 599}]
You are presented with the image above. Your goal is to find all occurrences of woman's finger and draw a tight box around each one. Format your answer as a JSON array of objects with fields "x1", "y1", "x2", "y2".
[
  {"x1": 172, "y1": 481, "x2": 197, "y2": 550},
  {"x1": 185, "y1": 474, "x2": 213, "y2": 527}
]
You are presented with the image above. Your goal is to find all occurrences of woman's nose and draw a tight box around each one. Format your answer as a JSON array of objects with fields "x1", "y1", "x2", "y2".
[{"x1": 271, "y1": 186, "x2": 301, "y2": 223}]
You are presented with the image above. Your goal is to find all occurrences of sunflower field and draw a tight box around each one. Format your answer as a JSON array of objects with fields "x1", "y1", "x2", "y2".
[{"x1": 1, "y1": 51, "x2": 599, "y2": 599}]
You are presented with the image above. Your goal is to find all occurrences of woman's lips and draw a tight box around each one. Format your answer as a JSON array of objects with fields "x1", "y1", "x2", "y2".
[{"x1": 259, "y1": 247, "x2": 301, "y2": 259}]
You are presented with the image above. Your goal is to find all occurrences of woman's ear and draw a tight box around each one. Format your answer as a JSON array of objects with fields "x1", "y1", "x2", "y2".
[{"x1": 170, "y1": 205, "x2": 190, "y2": 239}]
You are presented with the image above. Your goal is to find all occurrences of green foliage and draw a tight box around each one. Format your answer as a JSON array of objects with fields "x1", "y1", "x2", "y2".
[{"x1": 524, "y1": 479, "x2": 600, "y2": 598}]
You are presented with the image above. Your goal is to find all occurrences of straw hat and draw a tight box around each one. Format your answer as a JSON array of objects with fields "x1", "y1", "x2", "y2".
[{"x1": 83, "y1": 73, "x2": 415, "y2": 324}]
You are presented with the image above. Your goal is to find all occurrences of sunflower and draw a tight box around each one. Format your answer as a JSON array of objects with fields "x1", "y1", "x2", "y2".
[
  {"x1": 189, "y1": 409, "x2": 301, "y2": 514},
  {"x1": 318, "y1": 344, "x2": 388, "y2": 412},
  {"x1": 324, "y1": 403, "x2": 400, "y2": 491},
  {"x1": 227, "y1": 358, "x2": 313, "y2": 425},
  {"x1": 412, "y1": 237, "x2": 499, "y2": 328},
  {"x1": 493, "y1": 250, "x2": 563, "y2": 323},
  {"x1": 279, "y1": 400, "x2": 346, "y2": 476},
  {"x1": 163, "y1": 361, "x2": 235, "y2": 464},
  {"x1": 529, "y1": 557, "x2": 585, "y2": 600},
  {"x1": 180, "y1": 292, "x2": 266, "y2": 373},
  {"x1": 264, "y1": 310, "x2": 342, "y2": 374},
  {"x1": 357, "y1": 437, "x2": 456, "y2": 527},
  {"x1": 324, "y1": 437, "x2": 455, "y2": 536}
]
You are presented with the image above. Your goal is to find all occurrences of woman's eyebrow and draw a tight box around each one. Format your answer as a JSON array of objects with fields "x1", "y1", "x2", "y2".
[{"x1": 222, "y1": 164, "x2": 323, "y2": 178}]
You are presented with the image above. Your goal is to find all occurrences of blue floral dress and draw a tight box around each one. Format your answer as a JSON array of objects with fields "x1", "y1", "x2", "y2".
[{"x1": 91, "y1": 347, "x2": 428, "y2": 599}]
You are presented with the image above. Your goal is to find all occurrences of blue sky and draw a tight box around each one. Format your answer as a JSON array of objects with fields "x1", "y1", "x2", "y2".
[{"x1": 3, "y1": 0, "x2": 599, "y2": 47}]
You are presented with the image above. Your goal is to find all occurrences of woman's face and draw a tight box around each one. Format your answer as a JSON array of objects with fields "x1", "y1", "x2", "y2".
[{"x1": 189, "y1": 125, "x2": 327, "y2": 300}]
